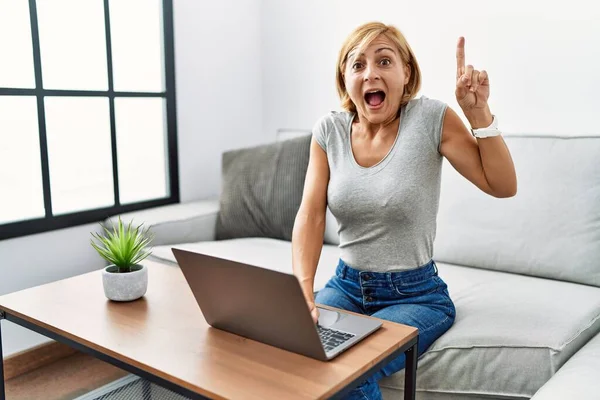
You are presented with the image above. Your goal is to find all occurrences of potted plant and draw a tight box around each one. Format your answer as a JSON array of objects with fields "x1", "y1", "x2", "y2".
[{"x1": 91, "y1": 217, "x2": 155, "y2": 302}]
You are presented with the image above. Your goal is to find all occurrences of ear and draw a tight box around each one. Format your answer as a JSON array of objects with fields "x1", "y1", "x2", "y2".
[{"x1": 403, "y1": 64, "x2": 411, "y2": 85}]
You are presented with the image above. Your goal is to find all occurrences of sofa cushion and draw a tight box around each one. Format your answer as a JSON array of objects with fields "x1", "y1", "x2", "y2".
[
  {"x1": 434, "y1": 135, "x2": 600, "y2": 287},
  {"x1": 531, "y1": 332, "x2": 600, "y2": 400},
  {"x1": 379, "y1": 261, "x2": 600, "y2": 399},
  {"x1": 216, "y1": 135, "x2": 311, "y2": 242},
  {"x1": 151, "y1": 238, "x2": 340, "y2": 292}
]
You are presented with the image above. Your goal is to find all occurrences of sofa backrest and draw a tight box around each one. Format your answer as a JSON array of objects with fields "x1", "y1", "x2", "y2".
[{"x1": 433, "y1": 134, "x2": 600, "y2": 287}]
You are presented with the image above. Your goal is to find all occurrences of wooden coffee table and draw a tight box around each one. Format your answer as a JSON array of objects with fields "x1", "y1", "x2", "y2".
[{"x1": 0, "y1": 260, "x2": 419, "y2": 399}]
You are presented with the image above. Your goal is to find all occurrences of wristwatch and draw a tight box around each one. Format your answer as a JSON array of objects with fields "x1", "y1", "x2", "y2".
[{"x1": 471, "y1": 115, "x2": 501, "y2": 138}]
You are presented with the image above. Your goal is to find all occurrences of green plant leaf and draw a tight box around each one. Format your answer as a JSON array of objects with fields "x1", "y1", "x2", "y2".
[
  {"x1": 90, "y1": 240, "x2": 117, "y2": 264},
  {"x1": 90, "y1": 216, "x2": 154, "y2": 271}
]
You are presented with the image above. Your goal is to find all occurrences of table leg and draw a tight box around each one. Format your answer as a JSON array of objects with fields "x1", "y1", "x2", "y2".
[
  {"x1": 404, "y1": 340, "x2": 418, "y2": 400},
  {"x1": 1, "y1": 312, "x2": 6, "y2": 400}
]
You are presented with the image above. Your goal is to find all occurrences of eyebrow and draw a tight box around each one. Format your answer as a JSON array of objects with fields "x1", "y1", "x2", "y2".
[{"x1": 348, "y1": 47, "x2": 395, "y2": 60}]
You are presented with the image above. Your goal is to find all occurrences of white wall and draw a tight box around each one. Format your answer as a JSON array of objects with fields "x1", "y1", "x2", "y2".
[
  {"x1": 1, "y1": 0, "x2": 264, "y2": 356},
  {"x1": 261, "y1": 0, "x2": 600, "y2": 137},
  {"x1": 175, "y1": 0, "x2": 264, "y2": 202}
]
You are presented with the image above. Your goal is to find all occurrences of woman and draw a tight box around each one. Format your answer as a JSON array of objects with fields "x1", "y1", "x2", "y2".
[{"x1": 291, "y1": 22, "x2": 517, "y2": 400}]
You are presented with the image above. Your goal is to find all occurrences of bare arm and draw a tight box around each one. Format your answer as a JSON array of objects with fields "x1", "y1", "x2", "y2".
[
  {"x1": 447, "y1": 36, "x2": 517, "y2": 198},
  {"x1": 292, "y1": 138, "x2": 329, "y2": 321},
  {"x1": 440, "y1": 107, "x2": 517, "y2": 198}
]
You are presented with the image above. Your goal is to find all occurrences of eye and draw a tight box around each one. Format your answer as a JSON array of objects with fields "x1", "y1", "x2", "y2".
[
  {"x1": 352, "y1": 62, "x2": 364, "y2": 70},
  {"x1": 380, "y1": 58, "x2": 391, "y2": 66}
]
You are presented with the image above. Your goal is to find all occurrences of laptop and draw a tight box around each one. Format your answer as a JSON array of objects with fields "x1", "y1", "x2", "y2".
[{"x1": 171, "y1": 248, "x2": 382, "y2": 361}]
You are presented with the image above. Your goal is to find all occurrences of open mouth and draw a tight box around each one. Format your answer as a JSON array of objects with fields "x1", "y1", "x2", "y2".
[{"x1": 364, "y1": 90, "x2": 386, "y2": 108}]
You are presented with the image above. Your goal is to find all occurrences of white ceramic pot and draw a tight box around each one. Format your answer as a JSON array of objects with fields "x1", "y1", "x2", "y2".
[{"x1": 102, "y1": 264, "x2": 148, "y2": 301}]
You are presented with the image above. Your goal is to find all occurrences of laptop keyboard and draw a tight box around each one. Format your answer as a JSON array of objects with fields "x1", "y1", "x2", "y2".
[{"x1": 316, "y1": 325, "x2": 355, "y2": 352}]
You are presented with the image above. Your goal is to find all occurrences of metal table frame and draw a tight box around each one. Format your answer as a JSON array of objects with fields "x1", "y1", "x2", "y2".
[{"x1": 0, "y1": 310, "x2": 418, "y2": 400}]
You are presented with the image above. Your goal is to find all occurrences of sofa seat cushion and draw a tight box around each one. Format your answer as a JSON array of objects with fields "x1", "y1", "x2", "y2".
[
  {"x1": 151, "y1": 237, "x2": 341, "y2": 291},
  {"x1": 380, "y1": 262, "x2": 600, "y2": 399},
  {"x1": 531, "y1": 332, "x2": 600, "y2": 400}
]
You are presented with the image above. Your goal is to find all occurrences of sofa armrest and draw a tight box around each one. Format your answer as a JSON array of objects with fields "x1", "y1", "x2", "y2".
[
  {"x1": 531, "y1": 332, "x2": 600, "y2": 400},
  {"x1": 104, "y1": 198, "x2": 220, "y2": 246}
]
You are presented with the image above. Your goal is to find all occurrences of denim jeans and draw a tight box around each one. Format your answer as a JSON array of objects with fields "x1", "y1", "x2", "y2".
[{"x1": 315, "y1": 259, "x2": 456, "y2": 400}]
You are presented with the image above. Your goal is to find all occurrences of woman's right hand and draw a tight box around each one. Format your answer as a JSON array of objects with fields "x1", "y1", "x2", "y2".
[{"x1": 308, "y1": 300, "x2": 320, "y2": 324}]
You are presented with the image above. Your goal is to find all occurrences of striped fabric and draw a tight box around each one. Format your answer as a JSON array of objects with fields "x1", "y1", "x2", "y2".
[{"x1": 216, "y1": 135, "x2": 311, "y2": 241}]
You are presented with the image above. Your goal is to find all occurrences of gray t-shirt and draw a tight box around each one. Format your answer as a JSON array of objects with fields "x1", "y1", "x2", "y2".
[{"x1": 313, "y1": 96, "x2": 448, "y2": 272}]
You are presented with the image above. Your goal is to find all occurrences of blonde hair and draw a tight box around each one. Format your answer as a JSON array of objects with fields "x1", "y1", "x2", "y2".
[{"x1": 336, "y1": 22, "x2": 422, "y2": 114}]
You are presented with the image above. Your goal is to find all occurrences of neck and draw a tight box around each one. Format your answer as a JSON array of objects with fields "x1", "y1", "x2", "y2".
[{"x1": 354, "y1": 111, "x2": 400, "y2": 138}]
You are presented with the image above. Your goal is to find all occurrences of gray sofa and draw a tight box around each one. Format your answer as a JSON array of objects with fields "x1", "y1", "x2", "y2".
[{"x1": 108, "y1": 133, "x2": 600, "y2": 399}]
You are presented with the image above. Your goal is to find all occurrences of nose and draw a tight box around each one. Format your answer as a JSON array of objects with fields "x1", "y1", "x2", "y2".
[{"x1": 364, "y1": 63, "x2": 380, "y2": 81}]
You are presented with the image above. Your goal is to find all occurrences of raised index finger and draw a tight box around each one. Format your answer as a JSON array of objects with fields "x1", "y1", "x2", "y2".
[{"x1": 456, "y1": 36, "x2": 465, "y2": 79}]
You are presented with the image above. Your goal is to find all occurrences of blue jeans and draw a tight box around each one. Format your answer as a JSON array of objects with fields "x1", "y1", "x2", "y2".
[{"x1": 315, "y1": 259, "x2": 456, "y2": 400}]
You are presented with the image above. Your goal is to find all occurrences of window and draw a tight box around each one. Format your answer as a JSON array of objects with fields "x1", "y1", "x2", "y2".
[{"x1": 0, "y1": 0, "x2": 179, "y2": 240}]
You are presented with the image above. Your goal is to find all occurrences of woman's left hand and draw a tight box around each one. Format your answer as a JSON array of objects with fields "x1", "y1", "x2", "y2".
[{"x1": 455, "y1": 37, "x2": 492, "y2": 128}]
